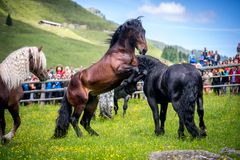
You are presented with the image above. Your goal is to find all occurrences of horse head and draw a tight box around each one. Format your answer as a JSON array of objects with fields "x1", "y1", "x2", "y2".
[
  {"x1": 125, "y1": 17, "x2": 148, "y2": 55},
  {"x1": 109, "y1": 17, "x2": 148, "y2": 55},
  {"x1": 28, "y1": 47, "x2": 48, "y2": 81}
]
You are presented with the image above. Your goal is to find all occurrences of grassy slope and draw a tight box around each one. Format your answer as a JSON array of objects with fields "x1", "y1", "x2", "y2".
[
  {"x1": 0, "y1": 0, "x2": 163, "y2": 67},
  {"x1": 0, "y1": 95, "x2": 239, "y2": 159},
  {"x1": 1, "y1": 0, "x2": 116, "y2": 30},
  {"x1": 0, "y1": 18, "x2": 107, "y2": 67}
]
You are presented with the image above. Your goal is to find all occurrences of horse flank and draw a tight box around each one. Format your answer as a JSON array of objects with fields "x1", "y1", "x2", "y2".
[{"x1": 0, "y1": 46, "x2": 46, "y2": 90}]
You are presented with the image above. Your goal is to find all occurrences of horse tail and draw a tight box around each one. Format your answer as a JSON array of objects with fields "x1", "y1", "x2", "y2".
[
  {"x1": 53, "y1": 89, "x2": 72, "y2": 138},
  {"x1": 180, "y1": 76, "x2": 200, "y2": 137}
]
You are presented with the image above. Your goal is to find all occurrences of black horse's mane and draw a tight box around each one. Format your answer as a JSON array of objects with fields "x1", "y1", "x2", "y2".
[
  {"x1": 137, "y1": 55, "x2": 167, "y2": 72},
  {"x1": 108, "y1": 17, "x2": 144, "y2": 48}
]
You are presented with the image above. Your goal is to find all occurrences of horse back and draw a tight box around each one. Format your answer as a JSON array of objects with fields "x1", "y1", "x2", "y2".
[
  {"x1": 164, "y1": 64, "x2": 202, "y2": 101},
  {"x1": 143, "y1": 66, "x2": 169, "y2": 102}
]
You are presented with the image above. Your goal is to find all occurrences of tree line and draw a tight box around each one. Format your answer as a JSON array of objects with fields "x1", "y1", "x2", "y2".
[{"x1": 161, "y1": 46, "x2": 189, "y2": 63}]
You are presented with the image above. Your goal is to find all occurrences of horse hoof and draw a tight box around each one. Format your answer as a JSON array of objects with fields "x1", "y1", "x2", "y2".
[
  {"x1": 200, "y1": 129, "x2": 207, "y2": 137},
  {"x1": 53, "y1": 129, "x2": 67, "y2": 139},
  {"x1": 199, "y1": 130, "x2": 207, "y2": 138},
  {"x1": 155, "y1": 129, "x2": 164, "y2": 136},
  {"x1": 1, "y1": 137, "x2": 10, "y2": 145},
  {"x1": 90, "y1": 131, "x2": 99, "y2": 136}
]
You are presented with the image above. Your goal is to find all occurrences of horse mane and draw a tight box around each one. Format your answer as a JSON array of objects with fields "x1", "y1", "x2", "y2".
[
  {"x1": 0, "y1": 46, "x2": 46, "y2": 90},
  {"x1": 137, "y1": 55, "x2": 167, "y2": 71},
  {"x1": 108, "y1": 17, "x2": 144, "y2": 48}
]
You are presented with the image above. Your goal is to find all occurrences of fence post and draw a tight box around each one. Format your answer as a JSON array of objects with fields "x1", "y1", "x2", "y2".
[{"x1": 40, "y1": 83, "x2": 45, "y2": 105}]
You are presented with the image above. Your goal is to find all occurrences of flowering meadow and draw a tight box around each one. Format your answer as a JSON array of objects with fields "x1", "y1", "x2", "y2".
[{"x1": 0, "y1": 95, "x2": 239, "y2": 159}]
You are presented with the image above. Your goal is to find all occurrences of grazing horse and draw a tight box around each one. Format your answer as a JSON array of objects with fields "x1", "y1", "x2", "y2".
[
  {"x1": 127, "y1": 55, "x2": 207, "y2": 138},
  {"x1": 54, "y1": 17, "x2": 148, "y2": 138},
  {"x1": 0, "y1": 46, "x2": 48, "y2": 144}
]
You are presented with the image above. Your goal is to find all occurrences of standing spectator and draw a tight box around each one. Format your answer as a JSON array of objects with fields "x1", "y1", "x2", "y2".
[
  {"x1": 189, "y1": 50, "x2": 197, "y2": 65},
  {"x1": 237, "y1": 66, "x2": 240, "y2": 94},
  {"x1": 207, "y1": 51, "x2": 213, "y2": 63},
  {"x1": 62, "y1": 66, "x2": 72, "y2": 79},
  {"x1": 53, "y1": 74, "x2": 64, "y2": 98},
  {"x1": 229, "y1": 66, "x2": 239, "y2": 95},
  {"x1": 45, "y1": 69, "x2": 54, "y2": 103},
  {"x1": 202, "y1": 70, "x2": 211, "y2": 94},
  {"x1": 70, "y1": 66, "x2": 76, "y2": 77},
  {"x1": 212, "y1": 50, "x2": 220, "y2": 66},
  {"x1": 199, "y1": 52, "x2": 205, "y2": 67},
  {"x1": 22, "y1": 76, "x2": 31, "y2": 106},
  {"x1": 29, "y1": 74, "x2": 38, "y2": 100},
  {"x1": 212, "y1": 69, "x2": 221, "y2": 96},
  {"x1": 203, "y1": 47, "x2": 208, "y2": 60},
  {"x1": 237, "y1": 43, "x2": 240, "y2": 55},
  {"x1": 234, "y1": 55, "x2": 240, "y2": 64},
  {"x1": 220, "y1": 67, "x2": 229, "y2": 95},
  {"x1": 56, "y1": 65, "x2": 64, "y2": 78}
]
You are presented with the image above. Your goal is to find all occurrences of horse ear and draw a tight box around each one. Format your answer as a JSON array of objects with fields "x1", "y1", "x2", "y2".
[
  {"x1": 38, "y1": 46, "x2": 43, "y2": 52},
  {"x1": 136, "y1": 16, "x2": 144, "y2": 20}
]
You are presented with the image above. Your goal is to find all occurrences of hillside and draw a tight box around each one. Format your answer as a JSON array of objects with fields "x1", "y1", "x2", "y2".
[{"x1": 0, "y1": 0, "x2": 168, "y2": 67}]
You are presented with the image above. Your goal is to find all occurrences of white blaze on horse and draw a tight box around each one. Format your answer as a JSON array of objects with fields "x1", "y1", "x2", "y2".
[{"x1": 0, "y1": 46, "x2": 48, "y2": 144}]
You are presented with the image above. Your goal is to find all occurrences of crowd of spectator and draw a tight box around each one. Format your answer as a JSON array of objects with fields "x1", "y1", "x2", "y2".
[
  {"x1": 196, "y1": 44, "x2": 240, "y2": 96},
  {"x1": 21, "y1": 65, "x2": 78, "y2": 105}
]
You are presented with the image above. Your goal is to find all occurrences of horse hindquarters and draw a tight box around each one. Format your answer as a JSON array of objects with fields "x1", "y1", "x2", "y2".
[
  {"x1": 172, "y1": 82, "x2": 200, "y2": 138},
  {"x1": 53, "y1": 91, "x2": 72, "y2": 138}
]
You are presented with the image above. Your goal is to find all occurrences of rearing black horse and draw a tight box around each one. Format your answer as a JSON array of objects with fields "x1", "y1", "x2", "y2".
[{"x1": 127, "y1": 55, "x2": 207, "y2": 138}]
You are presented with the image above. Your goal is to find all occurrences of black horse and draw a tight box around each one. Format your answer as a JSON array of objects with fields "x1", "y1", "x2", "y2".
[
  {"x1": 113, "y1": 80, "x2": 139, "y2": 116},
  {"x1": 127, "y1": 55, "x2": 207, "y2": 138}
]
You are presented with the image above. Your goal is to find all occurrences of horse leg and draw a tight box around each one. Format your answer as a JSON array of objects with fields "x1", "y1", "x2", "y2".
[
  {"x1": 175, "y1": 99, "x2": 200, "y2": 138},
  {"x1": 0, "y1": 109, "x2": 6, "y2": 138},
  {"x1": 197, "y1": 95, "x2": 207, "y2": 137},
  {"x1": 159, "y1": 103, "x2": 168, "y2": 135},
  {"x1": 122, "y1": 96, "x2": 130, "y2": 117},
  {"x1": 2, "y1": 106, "x2": 21, "y2": 144},
  {"x1": 80, "y1": 95, "x2": 99, "y2": 136},
  {"x1": 53, "y1": 92, "x2": 72, "y2": 138},
  {"x1": 147, "y1": 97, "x2": 161, "y2": 136},
  {"x1": 171, "y1": 101, "x2": 185, "y2": 139},
  {"x1": 114, "y1": 96, "x2": 119, "y2": 115},
  {"x1": 70, "y1": 105, "x2": 84, "y2": 137}
]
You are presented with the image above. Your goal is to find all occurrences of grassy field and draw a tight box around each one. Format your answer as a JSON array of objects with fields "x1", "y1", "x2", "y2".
[{"x1": 0, "y1": 94, "x2": 239, "y2": 159}]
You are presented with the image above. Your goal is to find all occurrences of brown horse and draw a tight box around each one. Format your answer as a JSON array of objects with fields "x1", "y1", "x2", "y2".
[
  {"x1": 54, "y1": 17, "x2": 148, "y2": 138},
  {"x1": 0, "y1": 46, "x2": 48, "y2": 144}
]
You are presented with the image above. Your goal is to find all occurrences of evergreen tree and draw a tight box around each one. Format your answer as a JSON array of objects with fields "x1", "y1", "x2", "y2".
[{"x1": 6, "y1": 14, "x2": 13, "y2": 26}]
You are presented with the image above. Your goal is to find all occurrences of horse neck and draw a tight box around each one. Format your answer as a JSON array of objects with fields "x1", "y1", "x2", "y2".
[
  {"x1": 140, "y1": 59, "x2": 166, "y2": 74},
  {"x1": 118, "y1": 35, "x2": 135, "y2": 53},
  {"x1": 0, "y1": 49, "x2": 31, "y2": 90}
]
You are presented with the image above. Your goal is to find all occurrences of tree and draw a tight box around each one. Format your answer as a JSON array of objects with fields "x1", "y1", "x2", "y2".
[{"x1": 6, "y1": 14, "x2": 13, "y2": 26}]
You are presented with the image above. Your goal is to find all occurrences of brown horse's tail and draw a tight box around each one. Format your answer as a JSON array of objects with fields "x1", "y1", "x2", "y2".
[{"x1": 53, "y1": 89, "x2": 72, "y2": 138}]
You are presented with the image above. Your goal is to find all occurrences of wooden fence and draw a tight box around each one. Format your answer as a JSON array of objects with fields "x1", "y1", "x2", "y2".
[{"x1": 20, "y1": 63, "x2": 240, "y2": 103}]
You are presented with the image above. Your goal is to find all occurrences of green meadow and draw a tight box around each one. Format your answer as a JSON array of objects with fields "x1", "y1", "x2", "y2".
[{"x1": 0, "y1": 94, "x2": 239, "y2": 159}]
